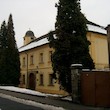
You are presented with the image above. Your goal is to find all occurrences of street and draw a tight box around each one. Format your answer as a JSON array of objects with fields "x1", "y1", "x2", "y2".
[
  {"x1": 0, "y1": 97, "x2": 43, "y2": 110},
  {"x1": 0, "y1": 88, "x2": 107, "y2": 110}
]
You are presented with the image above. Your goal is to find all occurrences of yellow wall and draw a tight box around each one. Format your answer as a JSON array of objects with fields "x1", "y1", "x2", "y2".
[
  {"x1": 24, "y1": 35, "x2": 36, "y2": 45},
  {"x1": 20, "y1": 44, "x2": 68, "y2": 95},
  {"x1": 87, "y1": 32, "x2": 109, "y2": 69},
  {"x1": 19, "y1": 31, "x2": 109, "y2": 95}
]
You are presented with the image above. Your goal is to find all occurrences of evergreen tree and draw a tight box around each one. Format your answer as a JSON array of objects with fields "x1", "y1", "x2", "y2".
[
  {"x1": 49, "y1": 0, "x2": 95, "y2": 93},
  {"x1": 0, "y1": 14, "x2": 20, "y2": 86},
  {"x1": 0, "y1": 21, "x2": 8, "y2": 84},
  {"x1": 6, "y1": 14, "x2": 20, "y2": 86}
]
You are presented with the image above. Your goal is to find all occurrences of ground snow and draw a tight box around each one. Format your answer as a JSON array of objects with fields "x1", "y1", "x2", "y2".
[
  {"x1": 0, "y1": 93, "x2": 65, "y2": 110},
  {"x1": 0, "y1": 86, "x2": 62, "y2": 97},
  {"x1": 0, "y1": 86, "x2": 72, "y2": 110}
]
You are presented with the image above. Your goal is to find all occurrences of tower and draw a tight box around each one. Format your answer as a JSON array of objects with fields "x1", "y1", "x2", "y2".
[{"x1": 23, "y1": 30, "x2": 36, "y2": 45}]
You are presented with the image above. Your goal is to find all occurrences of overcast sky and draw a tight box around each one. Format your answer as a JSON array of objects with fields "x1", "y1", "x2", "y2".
[{"x1": 0, "y1": 0, "x2": 109, "y2": 47}]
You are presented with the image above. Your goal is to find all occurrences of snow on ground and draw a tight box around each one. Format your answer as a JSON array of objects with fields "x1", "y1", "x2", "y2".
[
  {"x1": 0, "y1": 86, "x2": 68, "y2": 110},
  {"x1": 0, "y1": 93, "x2": 65, "y2": 110},
  {"x1": 0, "y1": 86, "x2": 63, "y2": 97},
  {"x1": 0, "y1": 86, "x2": 46, "y2": 97}
]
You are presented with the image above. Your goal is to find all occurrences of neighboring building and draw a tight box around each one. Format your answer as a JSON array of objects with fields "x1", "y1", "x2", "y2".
[{"x1": 19, "y1": 22, "x2": 109, "y2": 95}]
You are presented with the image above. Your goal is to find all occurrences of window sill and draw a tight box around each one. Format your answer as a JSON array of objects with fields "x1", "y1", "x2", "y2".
[
  {"x1": 39, "y1": 84, "x2": 44, "y2": 86},
  {"x1": 22, "y1": 65, "x2": 26, "y2": 68},
  {"x1": 48, "y1": 84, "x2": 54, "y2": 87},
  {"x1": 39, "y1": 62, "x2": 44, "y2": 64},
  {"x1": 30, "y1": 64, "x2": 34, "y2": 66}
]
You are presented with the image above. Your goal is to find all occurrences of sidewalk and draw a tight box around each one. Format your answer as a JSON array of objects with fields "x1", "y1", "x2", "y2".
[{"x1": 0, "y1": 87, "x2": 109, "y2": 110}]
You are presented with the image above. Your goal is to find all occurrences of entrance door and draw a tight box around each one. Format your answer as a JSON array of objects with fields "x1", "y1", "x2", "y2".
[{"x1": 29, "y1": 73, "x2": 36, "y2": 90}]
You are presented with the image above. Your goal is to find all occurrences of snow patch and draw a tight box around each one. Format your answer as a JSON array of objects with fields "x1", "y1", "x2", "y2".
[
  {"x1": 0, "y1": 93, "x2": 65, "y2": 110},
  {"x1": 19, "y1": 37, "x2": 49, "y2": 52},
  {"x1": 87, "y1": 24, "x2": 106, "y2": 35},
  {"x1": 0, "y1": 86, "x2": 62, "y2": 98},
  {"x1": 19, "y1": 24, "x2": 107, "y2": 52}
]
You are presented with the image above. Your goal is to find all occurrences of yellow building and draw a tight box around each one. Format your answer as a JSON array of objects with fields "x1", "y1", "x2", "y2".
[{"x1": 19, "y1": 23, "x2": 109, "y2": 95}]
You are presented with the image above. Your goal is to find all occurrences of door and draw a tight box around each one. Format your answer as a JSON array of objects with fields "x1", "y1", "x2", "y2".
[{"x1": 29, "y1": 73, "x2": 36, "y2": 90}]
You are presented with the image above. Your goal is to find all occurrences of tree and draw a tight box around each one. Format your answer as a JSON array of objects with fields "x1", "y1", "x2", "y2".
[
  {"x1": 0, "y1": 21, "x2": 8, "y2": 84},
  {"x1": 0, "y1": 14, "x2": 20, "y2": 86},
  {"x1": 6, "y1": 14, "x2": 20, "y2": 86},
  {"x1": 48, "y1": 0, "x2": 95, "y2": 93}
]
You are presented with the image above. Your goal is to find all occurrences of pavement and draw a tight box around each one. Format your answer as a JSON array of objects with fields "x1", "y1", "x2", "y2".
[{"x1": 0, "y1": 89, "x2": 110, "y2": 110}]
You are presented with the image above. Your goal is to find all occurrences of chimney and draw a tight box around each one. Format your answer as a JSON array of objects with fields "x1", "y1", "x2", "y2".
[{"x1": 106, "y1": 25, "x2": 110, "y2": 68}]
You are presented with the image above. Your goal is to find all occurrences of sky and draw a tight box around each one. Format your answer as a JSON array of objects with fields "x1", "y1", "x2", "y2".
[{"x1": 0, "y1": 0, "x2": 109, "y2": 47}]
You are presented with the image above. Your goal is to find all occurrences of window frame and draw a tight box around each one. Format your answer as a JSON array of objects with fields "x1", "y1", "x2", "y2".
[
  {"x1": 39, "y1": 53, "x2": 44, "y2": 63},
  {"x1": 30, "y1": 55, "x2": 34, "y2": 65},
  {"x1": 22, "y1": 57, "x2": 26, "y2": 67},
  {"x1": 39, "y1": 74, "x2": 44, "y2": 86},
  {"x1": 48, "y1": 74, "x2": 54, "y2": 86},
  {"x1": 22, "y1": 75, "x2": 25, "y2": 84},
  {"x1": 48, "y1": 51, "x2": 52, "y2": 62}
]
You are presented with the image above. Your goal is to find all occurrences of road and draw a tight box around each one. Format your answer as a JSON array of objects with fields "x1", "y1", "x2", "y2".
[
  {"x1": 0, "y1": 97, "x2": 43, "y2": 110},
  {"x1": 0, "y1": 89, "x2": 105, "y2": 110}
]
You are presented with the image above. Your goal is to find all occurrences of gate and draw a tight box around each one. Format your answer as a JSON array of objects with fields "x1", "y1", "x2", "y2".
[{"x1": 81, "y1": 71, "x2": 110, "y2": 107}]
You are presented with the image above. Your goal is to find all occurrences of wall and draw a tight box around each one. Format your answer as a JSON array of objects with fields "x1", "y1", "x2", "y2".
[
  {"x1": 87, "y1": 32, "x2": 109, "y2": 69},
  {"x1": 19, "y1": 31, "x2": 109, "y2": 95},
  {"x1": 19, "y1": 44, "x2": 68, "y2": 95}
]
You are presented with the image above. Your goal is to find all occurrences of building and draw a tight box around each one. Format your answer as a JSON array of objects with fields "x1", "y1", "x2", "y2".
[{"x1": 19, "y1": 22, "x2": 109, "y2": 95}]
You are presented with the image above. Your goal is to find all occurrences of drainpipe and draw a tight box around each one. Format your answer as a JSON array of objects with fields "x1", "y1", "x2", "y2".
[{"x1": 106, "y1": 25, "x2": 110, "y2": 68}]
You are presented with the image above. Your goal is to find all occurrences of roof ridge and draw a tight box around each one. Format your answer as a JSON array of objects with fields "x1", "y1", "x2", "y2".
[{"x1": 87, "y1": 20, "x2": 105, "y2": 29}]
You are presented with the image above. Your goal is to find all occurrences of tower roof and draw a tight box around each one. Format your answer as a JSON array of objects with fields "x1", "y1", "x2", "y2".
[{"x1": 25, "y1": 30, "x2": 34, "y2": 36}]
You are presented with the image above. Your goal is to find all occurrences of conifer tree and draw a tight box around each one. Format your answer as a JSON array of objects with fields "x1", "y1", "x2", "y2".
[
  {"x1": 6, "y1": 14, "x2": 20, "y2": 86},
  {"x1": 0, "y1": 14, "x2": 20, "y2": 86},
  {"x1": 0, "y1": 21, "x2": 8, "y2": 84},
  {"x1": 49, "y1": 0, "x2": 95, "y2": 93}
]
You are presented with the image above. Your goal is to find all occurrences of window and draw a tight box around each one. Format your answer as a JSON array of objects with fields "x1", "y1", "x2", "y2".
[
  {"x1": 22, "y1": 75, "x2": 25, "y2": 84},
  {"x1": 40, "y1": 74, "x2": 44, "y2": 85},
  {"x1": 30, "y1": 55, "x2": 34, "y2": 65},
  {"x1": 49, "y1": 51, "x2": 52, "y2": 62},
  {"x1": 49, "y1": 74, "x2": 54, "y2": 86},
  {"x1": 39, "y1": 53, "x2": 43, "y2": 63},
  {"x1": 31, "y1": 37, "x2": 34, "y2": 40},
  {"x1": 22, "y1": 57, "x2": 26, "y2": 67}
]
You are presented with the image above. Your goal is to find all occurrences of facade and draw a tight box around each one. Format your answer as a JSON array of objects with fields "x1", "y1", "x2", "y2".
[
  {"x1": 19, "y1": 23, "x2": 109, "y2": 95},
  {"x1": 87, "y1": 24, "x2": 108, "y2": 69}
]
